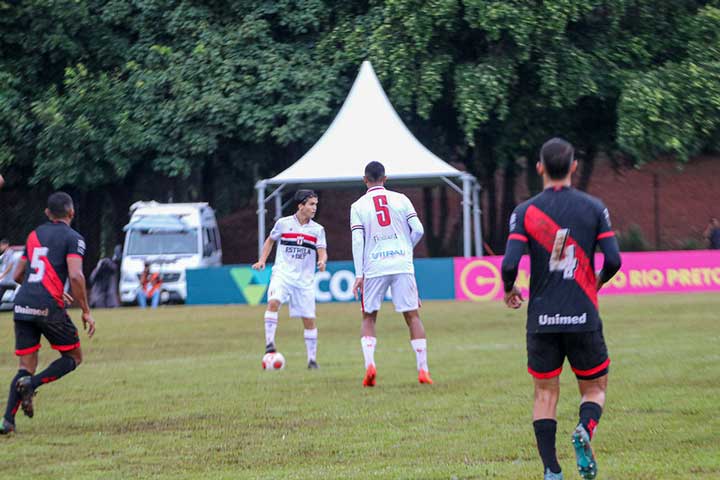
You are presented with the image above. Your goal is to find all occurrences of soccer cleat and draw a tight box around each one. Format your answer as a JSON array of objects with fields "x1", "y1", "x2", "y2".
[
  {"x1": 572, "y1": 425, "x2": 597, "y2": 479},
  {"x1": 16, "y1": 376, "x2": 35, "y2": 419},
  {"x1": 307, "y1": 360, "x2": 319, "y2": 369},
  {"x1": 544, "y1": 468, "x2": 563, "y2": 480},
  {"x1": 362, "y1": 364, "x2": 376, "y2": 387},
  {"x1": 0, "y1": 418, "x2": 15, "y2": 435},
  {"x1": 265, "y1": 342, "x2": 276, "y2": 354},
  {"x1": 418, "y1": 369, "x2": 433, "y2": 385}
]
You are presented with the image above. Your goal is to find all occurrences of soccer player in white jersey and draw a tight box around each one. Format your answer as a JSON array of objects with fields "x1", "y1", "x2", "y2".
[
  {"x1": 252, "y1": 190, "x2": 327, "y2": 369},
  {"x1": 350, "y1": 161, "x2": 432, "y2": 387}
]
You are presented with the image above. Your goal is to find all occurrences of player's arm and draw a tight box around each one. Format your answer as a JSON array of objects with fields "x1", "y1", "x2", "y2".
[
  {"x1": 350, "y1": 205, "x2": 365, "y2": 300},
  {"x1": 67, "y1": 256, "x2": 95, "y2": 338},
  {"x1": 501, "y1": 206, "x2": 528, "y2": 309},
  {"x1": 596, "y1": 206, "x2": 621, "y2": 291},
  {"x1": 405, "y1": 198, "x2": 424, "y2": 247},
  {"x1": 13, "y1": 257, "x2": 27, "y2": 284},
  {"x1": 316, "y1": 227, "x2": 328, "y2": 272},
  {"x1": 253, "y1": 220, "x2": 282, "y2": 270}
]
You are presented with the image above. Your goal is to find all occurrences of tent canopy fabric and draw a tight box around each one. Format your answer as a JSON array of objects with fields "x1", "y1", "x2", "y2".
[{"x1": 263, "y1": 61, "x2": 466, "y2": 188}]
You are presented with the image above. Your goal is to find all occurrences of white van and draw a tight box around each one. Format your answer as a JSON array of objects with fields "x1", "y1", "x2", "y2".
[{"x1": 119, "y1": 201, "x2": 222, "y2": 304}]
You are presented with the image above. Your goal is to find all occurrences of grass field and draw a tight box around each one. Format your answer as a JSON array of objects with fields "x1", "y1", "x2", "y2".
[{"x1": 0, "y1": 293, "x2": 718, "y2": 479}]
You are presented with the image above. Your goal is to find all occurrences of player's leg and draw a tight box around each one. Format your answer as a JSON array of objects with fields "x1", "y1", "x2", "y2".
[
  {"x1": 137, "y1": 290, "x2": 147, "y2": 308},
  {"x1": 17, "y1": 311, "x2": 82, "y2": 419},
  {"x1": 567, "y1": 330, "x2": 610, "y2": 479},
  {"x1": 264, "y1": 276, "x2": 288, "y2": 354},
  {"x1": 391, "y1": 274, "x2": 431, "y2": 384},
  {"x1": 2, "y1": 319, "x2": 41, "y2": 431},
  {"x1": 528, "y1": 333, "x2": 565, "y2": 478},
  {"x1": 289, "y1": 286, "x2": 319, "y2": 369},
  {"x1": 360, "y1": 276, "x2": 388, "y2": 387}
]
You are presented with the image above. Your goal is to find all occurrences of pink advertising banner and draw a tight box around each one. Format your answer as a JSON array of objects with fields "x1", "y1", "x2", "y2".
[{"x1": 454, "y1": 250, "x2": 720, "y2": 302}]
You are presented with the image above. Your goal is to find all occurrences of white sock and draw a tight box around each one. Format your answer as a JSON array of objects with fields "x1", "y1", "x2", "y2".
[
  {"x1": 304, "y1": 328, "x2": 318, "y2": 362},
  {"x1": 361, "y1": 336, "x2": 377, "y2": 369},
  {"x1": 411, "y1": 338, "x2": 428, "y2": 372},
  {"x1": 264, "y1": 311, "x2": 278, "y2": 346}
]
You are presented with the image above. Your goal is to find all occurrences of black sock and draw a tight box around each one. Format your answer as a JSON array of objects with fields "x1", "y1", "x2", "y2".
[
  {"x1": 579, "y1": 401, "x2": 603, "y2": 439},
  {"x1": 533, "y1": 419, "x2": 561, "y2": 474},
  {"x1": 31, "y1": 356, "x2": 77, "y2": 389},
  {"x1": 4, "y1": 369, "x2": 30, "y2": 423}
]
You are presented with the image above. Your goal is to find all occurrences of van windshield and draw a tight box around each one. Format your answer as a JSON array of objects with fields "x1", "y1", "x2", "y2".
[{"x1": 126, "y1": 229, "x2": 198, "y2": 255}]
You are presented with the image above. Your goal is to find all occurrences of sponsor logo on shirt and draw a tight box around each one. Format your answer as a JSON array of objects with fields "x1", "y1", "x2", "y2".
[
  {"x1": 14, "y1": 305, "x2": 49, "y2": 316},
  {"x1": 372, "y1": 233, "x2": 398, "y2": 242},
  {"x1": 538, "y1": 313, "x2": 587, "y2": 326},
  {"x1": 371, "y1": 249, "x2": 405, "y2": 260}
]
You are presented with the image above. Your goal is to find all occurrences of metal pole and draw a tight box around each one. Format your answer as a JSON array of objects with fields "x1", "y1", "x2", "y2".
[
  {"x1": 274, "y1": 192, "x2": 282, "y2": 221},
  {"x1": 256, "y1": 181, "x2": 267, "y2": 259},
  {"x1": 462, "y1": 174, "x2": 472, "y2": 258},
  {"x1": 472, "y1": 181, "x2": 483, "y2": 257}
]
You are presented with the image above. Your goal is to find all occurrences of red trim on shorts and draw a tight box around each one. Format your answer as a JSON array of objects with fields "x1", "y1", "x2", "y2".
[
  {"x1": 51, "y1": 342, "x2": 80, "y2": 352},
  {"x1": 21, "y1": 255, "x2": 27, "y2": 261},
  {"x1": 528, "y1": 366, "x2": 563, "y2": 379},
  {"x1": 524, "y1": 205, "x2": 598, "y2": 309},
  {"x1": 281, "y1": 232, "x2": 318, "y2": 243},
  {"x1": 508, "y1": 233, "x2": 528, "y2": 242},
  {"x1": 596, "y1": 231, "x2": 615, "y2": 240},
  {"x1": 66, "y1": 253, "x2": 83, "y2": 260},
  {"x1": 16, "y1": 344, "x2": 42, "y2": 356},
  {"x1": 571, "y1": 358, "x2": 610, "y2": 377}
]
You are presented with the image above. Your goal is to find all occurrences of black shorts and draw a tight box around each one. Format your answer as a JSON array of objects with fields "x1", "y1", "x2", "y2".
[
  {"x1": 526, "y1": 328, "x2": 610, "y2": 380},
  {"x1": 14, "y1": 310, "x2": 80, "y2": 356}
]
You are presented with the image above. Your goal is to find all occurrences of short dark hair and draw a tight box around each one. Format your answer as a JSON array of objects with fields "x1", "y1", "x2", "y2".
[
  {"x1": 47, "y1": 192, "x2": 74, "y2": 218},
  {"x1": 294, "y1": 189, "x2": 317, "y2": 205},
  {"x1": 540, "y1": 138, "x2": 575, "y2": 180},
  {"x1": 364, "y1": 161, "x2": 385, "y2": 182}
]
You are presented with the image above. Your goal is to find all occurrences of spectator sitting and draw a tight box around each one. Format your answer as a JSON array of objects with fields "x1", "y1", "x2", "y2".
[
  {"x1": 137, "y1": 262, "x2": 162, "y2": 308},
  {"x1": 704, "y1": 218, "x2": 720, "y2": 249},
  {"x1": 89, "y1": 250, "x2": 120, "y2": 309}
]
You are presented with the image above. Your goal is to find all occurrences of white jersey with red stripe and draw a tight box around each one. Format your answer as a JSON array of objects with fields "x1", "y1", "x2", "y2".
[
  {"x1": 350, "y1": 186, "x2": 418, "y2": 278},
  {"x1": 269, "y1": 214, "x2": 326, "y2": 289}
]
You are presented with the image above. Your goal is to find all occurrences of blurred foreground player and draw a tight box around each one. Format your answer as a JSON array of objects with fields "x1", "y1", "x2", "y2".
[
  {"x1": 501, "y1": 138, "x2": 621, "y2": 479},
  {"x1": 1, "y1": 192, "x2": 96, "y2": 435}
]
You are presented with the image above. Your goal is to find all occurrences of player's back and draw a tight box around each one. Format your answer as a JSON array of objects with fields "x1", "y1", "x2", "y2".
[
  {"x1": 512, "y1": 186, "x2": 612, "y2": 332},
  {"x1": 351, "y1": 186, "x2": 417, "y2": 278},
  {"x1": 14, "y1": 221, "x2": 85, "y2": 312}
]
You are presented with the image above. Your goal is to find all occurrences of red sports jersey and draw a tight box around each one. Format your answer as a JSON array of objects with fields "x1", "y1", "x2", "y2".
[{"x1": 14, "y1": 221, "x2": 85, "y2": 317}]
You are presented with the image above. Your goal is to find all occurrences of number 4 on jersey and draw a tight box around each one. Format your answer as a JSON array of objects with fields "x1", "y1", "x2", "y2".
[{"x1": 549, "y1": 229, "x2": 578, "y2": 279}]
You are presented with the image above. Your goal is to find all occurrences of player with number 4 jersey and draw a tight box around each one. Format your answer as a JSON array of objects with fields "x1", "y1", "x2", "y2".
[
  {"x1": 501, "y1": 139, "x2": 621, "y2": 480},
  {"x1": 1, "y1": 192, "x2": 95, "y2": 436},
  {"x1": 351, "y1": 161, "x2": 432, "y2": 387}
]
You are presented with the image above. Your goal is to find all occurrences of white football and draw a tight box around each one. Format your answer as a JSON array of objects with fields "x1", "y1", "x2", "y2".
[{"x1": 262, "y1": 352, "x2": 286, "y2": 371}]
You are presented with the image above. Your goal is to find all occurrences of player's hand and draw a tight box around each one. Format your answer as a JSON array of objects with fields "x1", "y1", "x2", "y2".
[
  {"x1": 352, "y1": 277, "x2": 364, "y2": 301},
  {"x1": 504, "y1": 286, "x2": 524, "y2": 309},
  {"x1": 316, "y1": 260, "x2": 326, "y2": 272},
  {"x1": 63, "y1": 291, "x2": 75, "y2": 306},
  {"x1": 252, "y1": 261, "x2": 265, "y2": 271},
  {"x1": 82, "y1": 311, "x2": 96, "y2": 338}
]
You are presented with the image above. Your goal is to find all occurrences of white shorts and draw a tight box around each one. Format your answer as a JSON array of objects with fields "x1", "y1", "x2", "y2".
[
  {"x1": 362, "y1": 273, "x2": 419, "y2": 314},
  {"x1": 267, "y1": 276, "x2": 316, "y2": 318}
]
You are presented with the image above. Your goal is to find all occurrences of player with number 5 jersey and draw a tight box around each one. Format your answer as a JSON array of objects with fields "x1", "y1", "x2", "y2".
[
  {"x1": 1, "y1": 192, "x2": 95, "y2": 436},
  {"x1": 350, "y1": 161, "x2": 432, "y2": 387}
]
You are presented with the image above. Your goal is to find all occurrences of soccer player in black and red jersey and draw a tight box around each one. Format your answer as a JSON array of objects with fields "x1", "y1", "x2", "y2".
[
  {"x1": 501, "y1": 138, "x2": 621, "y2": 480},
  {"x1": 0, "y1": 192, "x2": 96, "y2": 435}
]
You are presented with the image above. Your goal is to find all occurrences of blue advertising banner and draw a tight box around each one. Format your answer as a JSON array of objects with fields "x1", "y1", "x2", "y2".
[{"x1": 187, "y1": 257, "x2": 455, "y2": 305}]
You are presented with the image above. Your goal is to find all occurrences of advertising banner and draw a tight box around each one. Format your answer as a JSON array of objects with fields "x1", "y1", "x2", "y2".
[{"x1": 454, "y1": 250, "x2": 720, "y2": 302}]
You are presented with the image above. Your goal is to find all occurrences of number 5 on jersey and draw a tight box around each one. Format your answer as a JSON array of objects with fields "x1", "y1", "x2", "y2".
[
  {"x1": 28, "y1": 247, "x2": 49, "y2": 283},
  {"x1": 373, "y1": 195, "x2": 391, "y2": 226},
  {"x1": 549, "y1": 229, "x2": 577, "y2": 279}
]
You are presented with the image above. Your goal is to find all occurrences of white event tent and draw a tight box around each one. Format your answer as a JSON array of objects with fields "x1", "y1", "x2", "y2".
[{"x1": 255, "y1": 61, "x2": 483, "y2": 258}]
